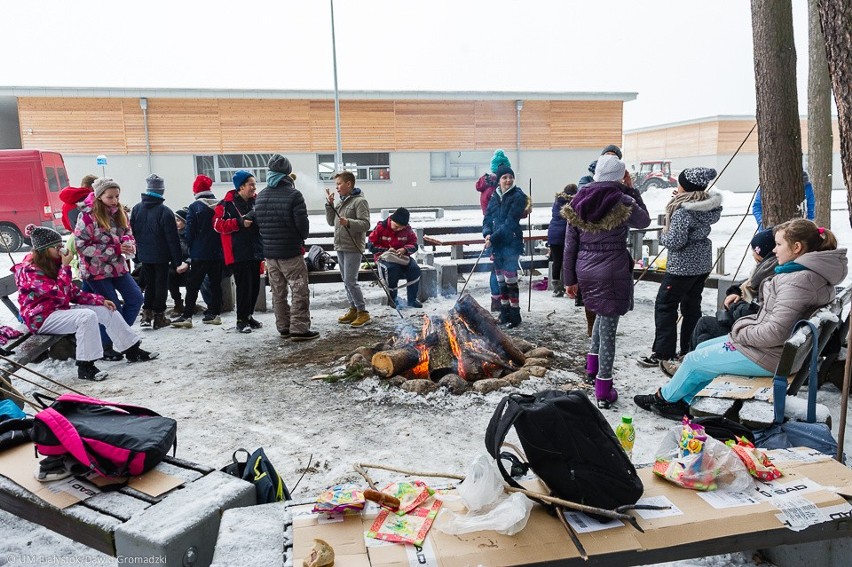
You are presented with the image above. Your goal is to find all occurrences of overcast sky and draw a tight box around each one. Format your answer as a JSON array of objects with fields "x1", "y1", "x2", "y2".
[{"x1": 1, "y1": 0, "x2": 813, "y2": 130}]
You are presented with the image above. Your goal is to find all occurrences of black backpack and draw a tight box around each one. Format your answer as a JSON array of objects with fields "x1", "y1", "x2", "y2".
[
  {"x1": 306, "y1": 245, "x2": 335, "y2": 271},
  {"x1": 222, "y1": 447, "x2": 291, "y2": 504},
  {"x1": 485, "y1": 390, "x2": 644, "y2": 511}
]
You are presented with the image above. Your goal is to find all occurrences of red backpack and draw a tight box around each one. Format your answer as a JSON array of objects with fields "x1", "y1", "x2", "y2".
[{"x1": 32, "y1": 393, "x2": 177, "y2": 477}]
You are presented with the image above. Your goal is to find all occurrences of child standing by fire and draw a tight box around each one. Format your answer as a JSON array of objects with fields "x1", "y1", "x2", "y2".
[{"x1": 562, "y1": 154, "x2": 650, "y2": 408}]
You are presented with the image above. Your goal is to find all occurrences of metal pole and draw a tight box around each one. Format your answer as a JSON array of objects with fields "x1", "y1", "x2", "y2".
[
  {"x1": 330, "y1": 0, "x2": 343, "y2": 172},
  {"x1": 515, "y1": 100, "x2": 523, "y2": 174},
  {"x1": 527, "y1": 178, "x2": 533, "y2": 312},
  {"x1": 140, "y1": 98, "x2": 152, "y2": 175},
  {"x1": 836, "y1": 319, "x2": 852, "y2": 462}
]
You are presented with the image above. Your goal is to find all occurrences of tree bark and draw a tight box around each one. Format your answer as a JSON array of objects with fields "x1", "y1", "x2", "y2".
[
  {"x1": 751, "y1": 0, "x2": 804, "y2": 226},
  {"x1": 816, "y1": 0, "x2": 852, "y2": 229},
  {"x1": 808, "y1": 0, "x2": 833, "y2": 228}
]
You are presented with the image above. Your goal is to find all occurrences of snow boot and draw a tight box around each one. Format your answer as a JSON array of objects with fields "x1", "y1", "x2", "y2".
[
  {"x1": 490, "y1": 297, "x2": 501, "y2": 312},
  {"x1": 123, "y1": 341, "x2": 159, "y2": 363},
  {"x1": 552, "y1": 280, "x2": 565, "y2": 297},
  {"x1": 506, "y1": 307, "x2": 522, "y2": 329},
  {"x1": 595, "y1": 377, "x2": 618, "y2": 409},
  {"x1": 497, "y1": 304, "x2": 510, "y2": 325},
  {"x1": 338, "y1": 307, "x2": 358, "y2": 324},
  {"x1": 152, "y1": 312, "x2": 170, "y2": 330},
  {"x1": 140, "y1": 308, "x2": 153, "y2": 328},
  {"x1": 76, "y1": 360, "x2": 108, "y2": 381},
  {"x1": 585, "y1": 353, "x2": 599, "y2": 385},
  {"x1": 169, "y1": 299, "x2": 184, "y2": 317},
  {"x1": 585, "y1": 308, "x2": 597, "y2": 337},
  {"x1": 351, "y1": 311, "x2": 372, "y2": 328}
]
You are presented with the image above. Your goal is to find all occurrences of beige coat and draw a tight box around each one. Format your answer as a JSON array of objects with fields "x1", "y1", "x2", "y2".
[
  {"x1": 325, "y1": 190, "x2": 370, "y2": 253},
  {"x1": 730, "y1": 248, "x2": 848, "y2": 372}
]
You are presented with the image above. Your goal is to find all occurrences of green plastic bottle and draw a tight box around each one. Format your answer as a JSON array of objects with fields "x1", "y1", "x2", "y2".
[{"x1": 616, "y1": 415, "x2": 635, "y2": 460}]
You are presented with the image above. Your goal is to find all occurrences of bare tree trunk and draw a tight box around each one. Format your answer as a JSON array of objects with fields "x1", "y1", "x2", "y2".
[
  {"x1": 808, "y1": 0, "x2": 833, "y2": 228},
  {"x1": 816, "y1": 0, "x2": 852, "y2": 229},
  {"x1": 751, "y1": 0, "x2": 804, "y2": 226}
]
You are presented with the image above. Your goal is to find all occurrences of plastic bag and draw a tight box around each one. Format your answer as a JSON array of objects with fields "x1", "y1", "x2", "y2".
[
  {"x1": 727, "y1": 437, "x2": 783, "y2": 481},
  {"x1": 454, "y1": 454, "x2": 504, "y2": 512},
  {"x1": 436, "y1": 492, "x2": 534, "y2": 536},
  {"x1": 653, "y1": 417, "x2": 752, "y2": 492}
]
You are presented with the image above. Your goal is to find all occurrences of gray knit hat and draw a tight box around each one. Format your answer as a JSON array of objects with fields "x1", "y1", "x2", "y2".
[
  {"x1": 93, "y1": 177, "x2": 121, "y2": 198},
  {"x1": 145, "y1": 174, "x2": 166, "y2": 198},
  {"x1": 267, "y1": 154, "x2": 292, "y2": 175},
  {"x1": 593, "y1": 154, "x2": 626, "y2": 183},
  {"x1": 25, "y1": 224, "x2": 63, "y2": 252}
]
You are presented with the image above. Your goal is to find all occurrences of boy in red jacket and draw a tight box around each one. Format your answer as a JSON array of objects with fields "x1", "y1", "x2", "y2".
[{"x1": 367, "y1": 208, "x2": 422, "y2": 308}]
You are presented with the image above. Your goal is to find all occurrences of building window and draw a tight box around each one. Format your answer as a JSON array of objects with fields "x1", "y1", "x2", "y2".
[
  {"x1": 194, "y1": 154, "x2": 274, "y2": 184},
  {"x1": 317, "y1": 153, "x2": 390, "y2": 182},
  {"x1": 45, "y1": 167, "x2": 60, "y2": 192},
  {"x1": 430, "y1": 151, "x2": 492, "y2": 180}
]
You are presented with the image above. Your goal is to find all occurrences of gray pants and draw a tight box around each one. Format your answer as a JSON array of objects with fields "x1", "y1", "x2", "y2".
[
  {"x1": 266, "y1": 256, "x2": 311, "y2": 334},
  {"x1": 337, "y1": 251, "x2": 366, "y2": 311},
  {"x1": 590, "y1": 314, "x2": 620, "y2": 380}
]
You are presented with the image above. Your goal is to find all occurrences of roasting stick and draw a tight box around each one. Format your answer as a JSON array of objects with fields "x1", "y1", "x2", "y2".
[
  {"x1": 0, "y1": 371, "x2": 39, "y2": 411},
  {"x1": 353, "y1": 463, "x2": 402, "y2": 509},
  {"x1": 0, "y1": 354, "x2": 86, "y2": 395}
]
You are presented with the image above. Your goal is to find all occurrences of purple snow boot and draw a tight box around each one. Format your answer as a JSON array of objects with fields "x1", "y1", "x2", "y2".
[
  {"x1": 595, "y1": 377, "x2": 618, "y2": 409},
  {"x1": 584, "y1": 353, "x2": 599, "y2": 385}
]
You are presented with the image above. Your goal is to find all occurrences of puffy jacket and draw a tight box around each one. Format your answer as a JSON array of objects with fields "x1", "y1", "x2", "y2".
[
  {"x1": 325, "y1": 188, "x2": 370, "y2": 253},
  {"x1": 367, "y1": 218, "x2": 418, "y2": 262},
  {"x1": 660, "y1": 190, "x2": 723, "y2": 276},
  {"x1": 185, "y1": 192, "x2": 223, "y2": 261},
  {"x1": 12, "y1": 256, "x2": 104, "y2": 333},
  {"x1": 59, "y1": 186, "x2": 92, "y2": 231},
  {"x1": 562, "y1": 181, "x2": 651, "y2": 317},
  {"x1": 547, "y1": 188, "x2": 572, "y2": 246},
  {"x1": 130, "y1": 196, "x2": 182, "y2": 265},
  {"x1": 752, "y1": 183, "x2": 815, "y2": 231},
  {"x1": 482, "y1": 185, "x2": 527, "y2": 256},
  {"x1": 475, "y1": 174, "x2": 498, "y2": 215},
  {"x1": 213, "y1": 190, "x2": 263, "y2": 265},
  {"x1": 254, "y1": 176, "x2": 310, "y2": 259},
  {"x1": 730, "y1": 248, "x2": 848, "y2": 372},
  {"x1": 74, "y1": 203, "x2": 135, "y2": 281}
]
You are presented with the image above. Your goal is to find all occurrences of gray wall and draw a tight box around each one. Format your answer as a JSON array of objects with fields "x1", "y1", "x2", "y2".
[{"x1": 0, "y1": 97, "x2": 21, "y2": 150}]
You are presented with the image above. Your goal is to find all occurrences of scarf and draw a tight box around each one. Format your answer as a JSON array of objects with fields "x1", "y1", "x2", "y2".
[
  {"x1": 663, "y1": 191, "x2": 709, "y2": 233},
  {"x1": 266, "y1": 171, "x2": 286, "y2": 188},
  {"x1": 774, "y1": 262, "x2": 809, "y2": 275}
]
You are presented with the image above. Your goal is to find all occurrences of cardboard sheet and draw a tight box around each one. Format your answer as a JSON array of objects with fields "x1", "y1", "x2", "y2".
[{"x1": 695, "y1": 374, "x2": 780, "y2": 400}]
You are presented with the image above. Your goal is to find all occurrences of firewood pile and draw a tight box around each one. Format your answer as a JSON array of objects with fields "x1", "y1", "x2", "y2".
[{"x1": 345, "y1": 295, "x2": 554, "y2": 395}]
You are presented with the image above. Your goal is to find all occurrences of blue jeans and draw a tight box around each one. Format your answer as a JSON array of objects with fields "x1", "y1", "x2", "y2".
[
  {"x1": 660, "y1": 335, "x2": 771, "y2": 404},
  {"x1": 86, "y1": 273, "x2": 144, "y2": 348}
]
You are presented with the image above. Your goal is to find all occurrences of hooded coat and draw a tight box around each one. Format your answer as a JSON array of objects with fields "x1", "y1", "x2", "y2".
[
  {"x1": 185, "y1": 191, "x2": 223, "y2": 261},
  {"x1": 74, "y1": 199, "x2": 135, "y2": 281},
  {"x1": 561, "y1": 181, "x2": 651, "y2": 317},
  {"x1": 547, "y1": 188, "x2": 574, "y2": 246},
  {"x1": 730, "y1": 248, "x2": 848, "y2": 372},
  {"x1": 660, "y1": 190, "x2": 723, "y2": 276},
  {"x1": 58, "y1": 186, "x2": 93, "y2": 231},
  {"x1": 254, "y1": 175, "x2": 310, "y2": 259},
  {"x1": 213, "y1": 189, "x2": 264, "y2": 265},
  {"x1": 130, "y1": 195, "x2": 182, "y2": 265}
]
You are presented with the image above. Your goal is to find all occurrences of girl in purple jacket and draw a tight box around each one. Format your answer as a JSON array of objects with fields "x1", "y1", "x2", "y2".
[
  {"x1": 14, "y1": 225, "x2": 157, "y2": 381},
  {"x1": 562, "y1": 155, "x2": 651, "y2": 408}
]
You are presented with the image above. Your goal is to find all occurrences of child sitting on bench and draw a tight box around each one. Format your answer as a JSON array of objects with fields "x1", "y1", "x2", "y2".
[{"x1": 13, "y1": 225, "x2": 158, "y2": 381}]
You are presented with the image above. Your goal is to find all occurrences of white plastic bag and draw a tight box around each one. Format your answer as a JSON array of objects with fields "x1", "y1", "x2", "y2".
[
  {"x1": 455, "y1": 454, "x2": 504, "y2": 512},
  {"x1": 436, "y1": 492, "x2": 534, "y2": 536}
]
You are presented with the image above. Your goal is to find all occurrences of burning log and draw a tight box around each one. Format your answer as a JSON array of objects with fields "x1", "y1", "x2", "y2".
[
  {"x1": 372, "y1": 348, "x2": 421, "y2": 378},
  {"x1": 452, "y1": 294, "x2": 527, "y2": 366}
]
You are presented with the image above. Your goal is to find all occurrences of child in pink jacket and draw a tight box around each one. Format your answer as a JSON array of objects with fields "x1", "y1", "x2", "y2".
[{"x1": 14, "y1": 225, "x2": 157, "y2": 381}]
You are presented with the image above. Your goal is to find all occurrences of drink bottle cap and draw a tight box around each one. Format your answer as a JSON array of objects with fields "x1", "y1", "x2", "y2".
[{"x1": 621, "y1": 415, "x2": 632, "y2": 424}]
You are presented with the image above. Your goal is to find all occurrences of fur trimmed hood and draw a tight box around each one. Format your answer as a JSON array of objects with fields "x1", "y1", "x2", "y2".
[
  {"x1": 561, "y1": 201, "x2": 632, "y2": 233},
  {"x1": 679, "y1": 188, "x2": 723, "y2": 212}
]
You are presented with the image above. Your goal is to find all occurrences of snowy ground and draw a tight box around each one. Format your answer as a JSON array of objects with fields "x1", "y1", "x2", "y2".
[{"x1": 0, "y1": 187, "x2": 850, "y2": 566}]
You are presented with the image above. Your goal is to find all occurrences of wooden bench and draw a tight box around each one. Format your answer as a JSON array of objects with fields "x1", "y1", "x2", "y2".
[
  {"x1": 423, "y1": 230, "x2": 548, "y2": 260},
  {"x1": 0, "y1": 446, "x2": 255, "y2": 566},
  {"x1": 690, "y1": 286, "x2": 852, "y2": 428},
  {"x1": 307, "y1": 265, "x2": 438, "y2": 304},
  {"x1": 0, "y1": 274, "x2": 73, "y2": 366},
  {"x1": 381, "y1": 207, "x2": 445, "y2": 220}
]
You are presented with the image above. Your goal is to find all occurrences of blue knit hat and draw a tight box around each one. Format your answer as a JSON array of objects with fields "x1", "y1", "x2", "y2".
[
  {"x1": 490, "y1": 150, "x2": 511, "y2": 174},
  {"x1": 232, "y1": 170, "x2": 254, "y2": 189}
]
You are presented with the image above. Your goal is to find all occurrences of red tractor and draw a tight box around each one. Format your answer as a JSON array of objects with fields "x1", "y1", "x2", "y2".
[{"x1": 631, "y1": 160, "x2": 678, "y2": 193}]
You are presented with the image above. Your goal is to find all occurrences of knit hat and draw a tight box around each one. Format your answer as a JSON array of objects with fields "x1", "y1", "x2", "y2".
[
  {"x1": 389, "y1": 207, "x2": 410, "y2": 226},
  {"x1": 93, "y1": 177, "x2": 120, "y2": 198},
  {"x1": 267, "y1": 154, "x2": 292, "y2": 175},
  {"x1": 593, "y1": 154, "x2": 626, "y2": 182},
  {"x1": 601, "y1": 144, "x2": 623, "y2": 159},
  {"x1": 494, "y1": 164, "x2": 515, "y2": 180},
  {"x1": 145, "y1": 174, "x2": 165, "y2": 199},
  {"x1": 678, "y1": 167, "x2": 717, "y2": 192},
  {"x1": 490, "y1": 150, "x2": 511, "y2": 174},
  {"x1": 587, "y1": 160, "x2": 597, "y2": 174},
  {"x1": 232, "y1": 170, "x2": 254, "y2": 189},
  {"x1": 25, "y1": 224, "x2": 63, "y2": 252},
  {"x1": 175, "y1": 208, "x2": 189, "y2": 223},
  {"x1": 193, "y1": 175, "x2": 213, "y2": 195},
  {"x1": 750, "y1": 228, "x2": 776, "y2": 258}
]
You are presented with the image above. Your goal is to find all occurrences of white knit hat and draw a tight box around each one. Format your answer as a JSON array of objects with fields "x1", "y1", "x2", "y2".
[{"x1": 593, "y1": 154, "x2": 626, "y2": 183}]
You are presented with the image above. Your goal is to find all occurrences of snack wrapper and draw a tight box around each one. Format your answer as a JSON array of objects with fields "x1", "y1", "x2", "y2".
[
  {"x1": 727, "y1": 436, "x2": 783, "y2": 481},
  {"x1": 380, "y1": 480, "x2": 434, "y2": 515},
  {"x1": 312, "y1": 485, "x2": 365, "y2": 514},
  {"x1": 366, "y1": 499, "x2": 442, "y2": 546}
]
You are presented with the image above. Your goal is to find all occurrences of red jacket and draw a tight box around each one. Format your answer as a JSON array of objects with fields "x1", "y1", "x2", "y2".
[
  {"x1": 212, "y1": 190, "x2": 263, "y2": 265},
  {"x1": 367, "y1": 219, "x2": 418, "y2": 262},
  {"x1": 59, "y1": 186, "x2": 93, "y2": 231}
]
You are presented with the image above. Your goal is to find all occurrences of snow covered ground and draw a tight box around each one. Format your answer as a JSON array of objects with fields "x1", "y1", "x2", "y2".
[{"x1": 0, "y1": 187, "x2": 850, "y2": 566}]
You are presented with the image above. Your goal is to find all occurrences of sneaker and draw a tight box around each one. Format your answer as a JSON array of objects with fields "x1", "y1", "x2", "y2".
[
  {"x1": 552, "y1": 290, "x2": 565, "y2": 298},
  {"x1": 350, "y1": 311, "x2": 371, "y2": 327},
  {"x1": 248, "y1": 316, "x2": 263, "y2": 330},
  {"x1": 338, "y1": 307, "x2": 358, "y2": 324},
  {"x1": 637, "y1": 354, "x2": 664, "y2": 367},
  {"x1": 633, "y1": 391, "x2": 691, "y2": 421},
  {"x1": 171, "y1": 316, "x2": 193, "y2": 329},
  {"x1": 660, "y1": 358, "x2": 682, "y2": 377},
  {"x1": 139, "y1": 309, "x2": 153, "y2": 328},
  {"x1": 124, "y1": 342, "x2": 159, "y2": 363},
  {"x1": 202, "y1": 314, "x2": 222, "y2": 325},
  {"x1": 152, "y1": 312, "x2": 170, "y2": 330},
  {"x1": 291, "y1": 330, "x2": 320, "y2": 342},
  {"x1": 77, "y1": 360, "x2": 108, "y2": 381},
  {"x1": 101, "y1": 346, "x2": 124, "y2": 362},
  {"x1": 34, "y1": 456, "x2": 72, "y2": 482},
  {"x1": 279, "y1": 328, "x2": 290, "y2": 338},
  {"x1": 236, "y1": 320, "x2": 252, "y2": 334},
  {"x1": 407, "y1": 299, "x2": 423, "y2": 309}
]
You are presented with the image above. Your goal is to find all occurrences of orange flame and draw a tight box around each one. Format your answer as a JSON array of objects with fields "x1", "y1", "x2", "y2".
[{"x1": 444, "y1": 318, "x2": 464, "y2": 379}]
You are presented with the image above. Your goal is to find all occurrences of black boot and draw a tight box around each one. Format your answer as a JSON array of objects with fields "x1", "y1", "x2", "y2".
[
  {"x1": 101, "y1": 346, "x2": 124, "y2": 362},
  {"x1": 498, "y1": 304, "x2": 510, "y2": 325},
  {"x1": 152, "y1": 312, "x2": 170, "y2": 330},
  {"x1": 77, "y1": 360, "x2": 108, "y2": 381},
  {"x1": 506, "y1": 307, "x2": 522, "y2": 329},
  {"x1": 123, "y1": 341, "x2": 159, "y2": 363}
]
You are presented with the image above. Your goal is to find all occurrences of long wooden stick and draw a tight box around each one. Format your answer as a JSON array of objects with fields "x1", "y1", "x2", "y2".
[
  {"x1": 0, "y1": 354, "x2": 85, "y2": 395},
  {"x1": 0, "y1": 371, "x2": 39, "y2": 411},
  {"x1": 836, "y1": 317, "x2": 852, "y2": 462}
]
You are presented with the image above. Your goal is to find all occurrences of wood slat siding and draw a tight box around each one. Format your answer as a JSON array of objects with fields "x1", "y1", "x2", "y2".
[{"x1": 18, "y1": 97, "x2": 623, "y2": 154}]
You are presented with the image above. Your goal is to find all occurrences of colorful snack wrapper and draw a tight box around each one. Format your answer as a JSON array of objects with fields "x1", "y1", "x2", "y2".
[
  {"x1": 312, "y1": 485, "x2": 366, "y2": 514},
  {"x1": 380, "y1": 480, "x2": 434, "y2": 515},
  {"x1": 366, "y1": 499, "x2": 442, "y2": 546},
  {"x1": 727, "y1": 436, "x2": 783, "y2": 481}
]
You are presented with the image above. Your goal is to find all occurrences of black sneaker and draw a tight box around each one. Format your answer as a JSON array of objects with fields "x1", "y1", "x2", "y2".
[
  {"x1": 637, "y1": 354, "x2": 664, "y2": 367},
  {"x1": 236, "y1": 320, "x2": 252, "y2": 334},
  {"x1": 407, "y1": 299, "x2": 423, "y2": 309},
  {"x1": 77, "y1": 360, "x2": 108, "y2": 381},
  {"x1": 247, "y1": 316, "x2": 263, "y2": 329},
  {"x1": 291, "y1": 330, "x2": 320, "y2": 342},
  {"x1": 124, "y1": 342, "x2": 159, "y2": 363},
  {"x1": 279, "y1": 328, "x2": 290, "y2": 338},
  {"x1": 633, "y1": 392, "x2": 691, "y2": 421},
  {"x1": 101, "y1": 346, "x2": 124, "y2": 362}
]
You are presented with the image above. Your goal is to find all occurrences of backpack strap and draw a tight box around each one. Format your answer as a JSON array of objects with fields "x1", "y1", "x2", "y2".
[
  {"x1": 773, "y1": 320, "x2": 819, "y2": 425},
  {"x1": 35, "y1": 408, "x2": 96, "y2": 472},
  {"x1": 485, "y1": 394, "x2": 534, "y2": 489},
  {"x1": 0, "y1": 417, "x2": 33, "y2": 436},
  {"x1": 56, "y1": 393, "x2": 161, "y2": 417}
]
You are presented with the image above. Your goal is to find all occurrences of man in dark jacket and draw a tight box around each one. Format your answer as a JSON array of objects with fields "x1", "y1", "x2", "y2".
[
  {"x1": 254, "y1": 154, "x2": 318, "y2": 341},
  {"x1": 213, "y1": 170, "x2": 264, "y2": 333},
  {"x1": 171, "y1": 175, "x2": 225, "y2": 328},
  {"x1": 130, "y1": 174, "x2": 183, "y2": 330}
]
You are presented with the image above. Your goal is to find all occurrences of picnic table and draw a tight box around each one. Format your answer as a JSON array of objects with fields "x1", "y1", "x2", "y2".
[{"x1": 423, "y1": 230, "x2": 548, "y2": 260}]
